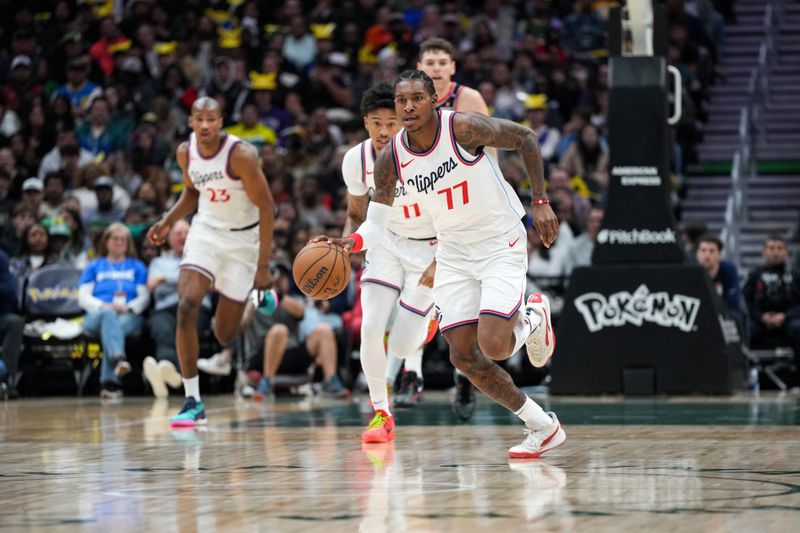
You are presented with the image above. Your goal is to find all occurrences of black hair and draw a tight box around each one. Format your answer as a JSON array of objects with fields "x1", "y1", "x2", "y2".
[
  {"x1": 20, "y1": 222, "x2": 49, "y2": 257},
  {"x1": 359, "y1": 83, "x2": 395, "y2": 116},
  {"x1": 698, "y1": 233, "x2": 723, "y2": 252},
  {"x1": 44, "y1": 171, "x2": 66, "y2": 187},
  {"x1": 765, "y1": 234, "x2": 786, "y2": 245},
  {"x1": 393, "y1": 69, "x2": 435, "y2": 97}
]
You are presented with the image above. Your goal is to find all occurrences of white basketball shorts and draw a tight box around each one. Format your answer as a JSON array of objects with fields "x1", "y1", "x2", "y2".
[
  {"x1": 181, "y1": 221, "x2": 259, "y2": 303},
  {"x1": 435, "y1": 223, "x2": 527, "y2": 333},
  {"x1": 362, "y1": 231, "x2": 437, "y2": 316}
]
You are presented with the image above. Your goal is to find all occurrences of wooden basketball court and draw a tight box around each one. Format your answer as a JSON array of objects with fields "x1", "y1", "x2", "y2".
[{"x1": 1, "y1": 391, "x2": 798, "y2": 531}]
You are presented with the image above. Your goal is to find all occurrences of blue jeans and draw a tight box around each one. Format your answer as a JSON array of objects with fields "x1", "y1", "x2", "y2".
[{"x1": 83, "y1": 309, "x2": 143, "y2": 385}]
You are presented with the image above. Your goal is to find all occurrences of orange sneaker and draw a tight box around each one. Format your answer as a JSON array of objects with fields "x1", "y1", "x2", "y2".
[
  {"x1": 423, "y1": 311, "x2": 440, "y2": 345},
  {"x1": 361, "y1": 409, "x2": 395, "y2": 443}
]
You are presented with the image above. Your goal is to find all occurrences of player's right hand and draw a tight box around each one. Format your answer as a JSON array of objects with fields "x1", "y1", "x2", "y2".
[
  {"x1": 310, "y1": 235, "x2": 355, "y2": 254},
  {"x1": 147, "y1": 218, "x2": 171, "y2": 246}
]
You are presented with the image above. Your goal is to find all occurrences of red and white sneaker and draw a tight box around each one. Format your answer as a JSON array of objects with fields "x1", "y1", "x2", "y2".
[
  {"x1": 508, "y1": 412, "x2": 566, "y2": 459},
  {"x1": 524, "y1": 293, "x2": 555, "y2": 368},
  {"x1": 361, "y1": 409, "x2": 395, "y2": 444}
]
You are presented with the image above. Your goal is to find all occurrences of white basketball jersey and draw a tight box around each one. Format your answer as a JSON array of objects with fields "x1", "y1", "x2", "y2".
[
  {"x1": 390, "y1": 110, "x2": 525, "y2": 244},
  {"x1": 187, "y1": 132, "x2": 258, "y2": 230},
  {"x1": 341, "y1": 138, "x2": 436, "y2": 239}
]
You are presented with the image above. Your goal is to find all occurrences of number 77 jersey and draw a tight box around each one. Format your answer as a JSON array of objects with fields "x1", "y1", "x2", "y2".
[
  {"x1": 390, "y1": 110, "x2": 525, "y2": 245},
  {"x1": 342, "y1": 138, "x2": 436, "y2": 240}
]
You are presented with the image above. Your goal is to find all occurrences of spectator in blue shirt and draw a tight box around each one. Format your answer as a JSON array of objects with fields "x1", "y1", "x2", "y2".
[
  {"x1": 76, "y1": 96, "x2": 120, "y2": 160},
  {"x1": 78, "y1": 222, "x2": 149, "y2": 399},
  {"x1": 54, "y1": 56, "x2": 102, "y2": 119},
  {"x1": 697, "y1": 234, "x2": 745, "y2": 326}
]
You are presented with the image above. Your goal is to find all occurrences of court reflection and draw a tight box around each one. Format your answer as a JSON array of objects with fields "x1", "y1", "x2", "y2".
[{"x1": 508, "y1": 460, "x2": 571, "y2": 525}]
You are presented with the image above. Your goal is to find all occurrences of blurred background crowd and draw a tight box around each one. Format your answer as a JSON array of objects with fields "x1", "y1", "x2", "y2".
[{"x1": 0, "y1": 0, "x2": 753, "y2": 399}]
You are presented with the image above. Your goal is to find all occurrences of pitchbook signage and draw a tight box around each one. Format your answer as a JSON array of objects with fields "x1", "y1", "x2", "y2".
[
  {"x1": 592, "y1": 56, "x2": 684, "y2": 265},
  {"x1": 553, "y1": 44, "x2": 745, "y2": 394}
]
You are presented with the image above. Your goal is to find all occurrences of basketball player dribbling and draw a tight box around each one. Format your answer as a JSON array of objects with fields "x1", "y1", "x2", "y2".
[
  {"x1": 415, "y1": 37, "x2": 494, "y2": 419},
  {"x1": 147, "y1": 97, "x2": 275, "y2": 427},
  {"x1": 341, "y1": 84, "x2": 437, "y2": 443},
  {"x1": 324, "y1": 70, "x2": 566, "y2": 458}
]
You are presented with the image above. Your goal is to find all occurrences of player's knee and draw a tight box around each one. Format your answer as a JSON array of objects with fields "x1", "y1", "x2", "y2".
[
  {"x1": 477, "y1": 331, "x2": 508, "y2": 361},
  {"x1": 360, "y1": 322, "x2": 385, "y2": 349},
  {"x1": 448, "y1": 348, "x2": 470, "y2": 372},
  {"x1": 387, "y1": 332, "x2": 416, "y2": 359},
  {"x1": 177, "y1": 297, "x2": 200, "y2": 326}
]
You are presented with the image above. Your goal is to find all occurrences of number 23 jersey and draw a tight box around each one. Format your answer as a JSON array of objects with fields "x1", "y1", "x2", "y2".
[
  {"x1": 390, "y1": 110, "x2": 525, "y2": 244},
  {"x1": 186, "y1": 132, "x2": 258, "y2": 231}
]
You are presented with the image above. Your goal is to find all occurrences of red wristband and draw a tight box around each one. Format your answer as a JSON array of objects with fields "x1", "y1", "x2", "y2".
[
  {"x1": 531, "y1": 197, "x2": 550, "y2": 206},
  {"x1": 346, "y1": 233, "x2": 364, "y2": 253}
]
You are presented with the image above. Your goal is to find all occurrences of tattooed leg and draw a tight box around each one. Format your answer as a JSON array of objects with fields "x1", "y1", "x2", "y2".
[{"x1": 444, "y1": 325, "x2": 526, "y2": 412}]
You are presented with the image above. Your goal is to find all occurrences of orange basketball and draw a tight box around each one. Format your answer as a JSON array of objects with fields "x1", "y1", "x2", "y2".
[{"x1": 292, "y1": 242, "x2": 351, "y2": 299}]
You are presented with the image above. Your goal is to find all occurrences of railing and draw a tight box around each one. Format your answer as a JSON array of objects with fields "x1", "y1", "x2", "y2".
[{"x1": 721, "y1": 0, "x2": 780, "y2": 270}]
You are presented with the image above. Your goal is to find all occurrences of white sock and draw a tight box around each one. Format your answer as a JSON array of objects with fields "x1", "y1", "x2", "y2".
[
  {"x1": 512, "y1": 311, "x2": 541, "y2": 354},
  {"x1": 366, "y1": 373, "x2": 391, "y2": 415},
  {"x1": 514, "y1": 396, "x2": 552, "y2": 430},
  {"x1": 385, "y1": 351, "x2": 404, "y2": 382},
  {"x1": 373, "y1": 398, "x2": 391, "y2": 415},
  {"x1": 403, "y1": 349, "x2": 423, "y2": 376},
  {"x1": 183, "y1": 375, "x2": 200, "y2": 401}
]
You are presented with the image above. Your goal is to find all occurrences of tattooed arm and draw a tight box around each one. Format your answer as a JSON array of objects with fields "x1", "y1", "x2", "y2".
[
  {"x1": 369, "y1": 147, "x2": 399, "y2": 206},
  {"x1": 452, "y1": 112, "x2": 559, "y2": 247},
  {"x1": 342, "y1": 193, "x2": 368, "y2": 236}
]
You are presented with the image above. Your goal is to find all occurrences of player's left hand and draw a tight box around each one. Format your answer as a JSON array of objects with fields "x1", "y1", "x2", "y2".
[
  {"x1": 310, "y1": 235, "x2": 355, "y2": 254},
  {"x1": 418, "y1": 260, "x2": 436, "y2": 288},
  {"x1": 532, "y1": 204, "x2": 559, "y2": 248},
  {"x1": 253, "y1": 265, "x2": 274, "y2": 291}
]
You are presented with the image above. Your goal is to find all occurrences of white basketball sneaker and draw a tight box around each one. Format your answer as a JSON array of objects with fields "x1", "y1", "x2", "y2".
[
  {"x1": 143, "y1": 356, "x2": 168, "y2": 399},
  {"x1": 524, "y1": 293, "x2": 555, "y2": 368},
  {"x1": 508, "y1": 412, "x2": 566, "y2": 459},
  {"x1": 198, "y1": 352, "x2": 232, "y2": 376}
]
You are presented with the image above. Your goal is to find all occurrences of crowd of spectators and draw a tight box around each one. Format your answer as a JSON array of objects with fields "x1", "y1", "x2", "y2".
[{"x1": 0, "y1": 0, "x2": 756, "y2": 398}]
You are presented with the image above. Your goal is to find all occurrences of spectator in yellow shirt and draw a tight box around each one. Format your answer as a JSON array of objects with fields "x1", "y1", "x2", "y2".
[{"x1": 224, "y1": 102, "x2": 277, "y2": 149}]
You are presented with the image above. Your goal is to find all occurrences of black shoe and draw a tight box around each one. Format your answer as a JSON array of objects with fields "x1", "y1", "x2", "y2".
[
  {"x1": 452, "y1": 371, "x2": 476, "y2": 421},
  {"x1": 100, "y1": 381, "x2": 123, "y2": 400},
  {"x1": 393, "y1": 371, "x2": 424, "y2": 408},
  {"x1": 6, "y1": 384, "x2": 19, "y2": 400}
]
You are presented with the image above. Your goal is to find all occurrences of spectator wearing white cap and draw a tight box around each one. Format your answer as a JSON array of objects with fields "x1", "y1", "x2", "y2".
[
  {"x1": 21, "y1": 177, "x2": 43, "y2": 215},
  {"x1": 3, "y1": 55, "x2": 42, "y2": 111},
  {"x1": 82, "y1": 176, "x2": 126, "y2": 229}
]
